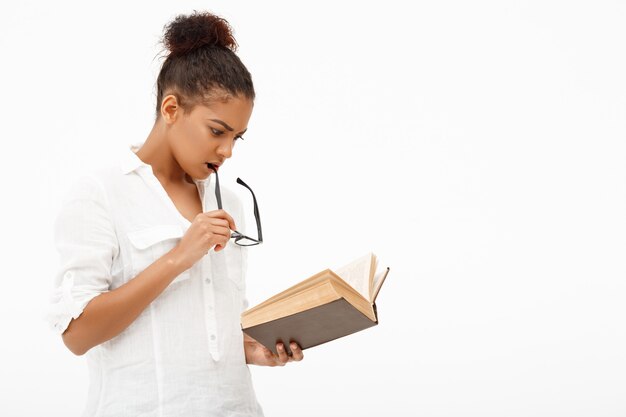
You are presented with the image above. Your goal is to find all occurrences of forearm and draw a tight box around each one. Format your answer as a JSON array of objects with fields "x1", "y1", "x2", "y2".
[{"x1": 62, "y1": 248, "x2": 189, "y2": 355}]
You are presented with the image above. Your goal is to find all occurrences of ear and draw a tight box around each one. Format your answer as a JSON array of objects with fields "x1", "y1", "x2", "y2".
[{"x1": 161, "y1": 94, "x2": 181, "y2": 124}]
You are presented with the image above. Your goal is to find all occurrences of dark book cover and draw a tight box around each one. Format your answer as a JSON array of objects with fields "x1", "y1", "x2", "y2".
[{"x1": 242, "y1": 298, "x2": 378, "y2": 356}]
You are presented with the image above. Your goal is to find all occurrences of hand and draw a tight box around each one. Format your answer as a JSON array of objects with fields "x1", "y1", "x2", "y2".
[
  {"x1": 171, "y1": 209, "x2": 237, "y2": 269},
  {"x1": 244, "y1": 334, "x2": 304, "y2": 366}
]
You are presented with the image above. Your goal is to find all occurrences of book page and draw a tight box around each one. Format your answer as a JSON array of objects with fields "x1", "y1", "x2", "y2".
[
  {"x1": 370, "y1": 255, "x2": 379, "y2": 299},
  {"x1": 332, "y1": 253, "x2": 374, "y2": 300},
  {"x1": 371, "y1": 267, "x2": 390, "y2": 303}
]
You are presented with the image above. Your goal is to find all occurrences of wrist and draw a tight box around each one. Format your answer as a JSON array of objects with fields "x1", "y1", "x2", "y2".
[{"x1": 165, "y1": 246, "x2": 191, "y2": 275}]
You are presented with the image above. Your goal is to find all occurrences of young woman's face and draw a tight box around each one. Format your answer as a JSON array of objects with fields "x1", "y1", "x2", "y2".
[{"x1": 167, "y1": 95, "x2": 254, "y2": 180}]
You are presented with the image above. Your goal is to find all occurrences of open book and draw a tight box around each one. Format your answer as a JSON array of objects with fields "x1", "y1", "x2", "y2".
[{"x1": 241, "y1": 252, "x2": 390, "y2": 355}]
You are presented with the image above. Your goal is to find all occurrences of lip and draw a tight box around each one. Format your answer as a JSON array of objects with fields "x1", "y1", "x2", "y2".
[{"x1": 206, "y1": 162, "x2": 221, "y2": 172}]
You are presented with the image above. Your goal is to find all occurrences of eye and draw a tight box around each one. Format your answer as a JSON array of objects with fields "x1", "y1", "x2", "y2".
[
  {"x1": 235, "y1": 135, "x2": 245, "y2": 142},
  {"x1": 210, "y1": 127, "x2": 224, "y2": 136}
]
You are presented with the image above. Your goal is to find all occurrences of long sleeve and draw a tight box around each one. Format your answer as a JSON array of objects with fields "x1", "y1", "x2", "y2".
[{"x1": 44, "y1": 175, "x2": 119, "y2": 334}]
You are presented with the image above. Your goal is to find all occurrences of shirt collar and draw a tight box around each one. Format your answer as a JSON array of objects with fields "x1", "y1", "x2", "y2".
[
  {"x1": 120, "y1": 142, "x2": 212, "y2": 188},
  {"x1": 120, "y1": 142, "x2": 149, "y2": 175}
]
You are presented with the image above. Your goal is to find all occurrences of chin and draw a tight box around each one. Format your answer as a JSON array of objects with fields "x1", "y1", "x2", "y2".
[
  {"x1": 199, "y1": 170, "x2": 213, "y2": 180},
  {"x1": 185, "y1": 172, "x2": 206, "y2": 184}
]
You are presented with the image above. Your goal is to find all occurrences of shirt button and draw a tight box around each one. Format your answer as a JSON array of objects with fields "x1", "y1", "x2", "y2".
[
  {"x1": 210, "y1": 334, "x2": 216, "y2": 341},
  {"x1": 204, "y1": 278, "x2": 211, "y2": 284}
]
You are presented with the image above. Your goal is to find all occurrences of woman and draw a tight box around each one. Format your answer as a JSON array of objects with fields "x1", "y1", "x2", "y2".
[{"x1": 45, "y1": 11, "x2": 302, "y2": 416}]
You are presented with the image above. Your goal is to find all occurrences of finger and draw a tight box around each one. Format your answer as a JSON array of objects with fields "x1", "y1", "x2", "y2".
[
  {"x1": 276, "y1": 343, "x2": 289, "y2": 365},
  {"x1": 208, "y1": 218, "x2": 230, "y2": 229},
  {"x1": 204, "y1": 214, "x2": 232, "y2": 230},
  {"x1": 289, "y1": 342, "x2": 304, "y2": 361},
  {"x1": 211, "y1": 233, "x2": 230, "y2": 252},
  {"x1": 208, "y1": 224, "x2": 231, "y2": 238},
  {"x1": 204, "y1": 210, "x2": 237, "y2": 231},
  {"x1": 213, "y1": 238, "x2": 230, "y2": 252}
]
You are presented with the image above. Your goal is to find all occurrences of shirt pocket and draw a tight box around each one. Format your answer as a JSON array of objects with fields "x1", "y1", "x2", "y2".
[
  {"x1": 214, "y1": 242, "x2": 245, "y2": 290},
  {"x1": 127, "y1": 225, "x2": 191, "y2": 285}
]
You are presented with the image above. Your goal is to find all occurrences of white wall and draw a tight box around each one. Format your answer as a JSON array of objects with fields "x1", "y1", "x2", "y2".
[{"x1": 1, "y1": 1, "x2": 625, "y2": 415}]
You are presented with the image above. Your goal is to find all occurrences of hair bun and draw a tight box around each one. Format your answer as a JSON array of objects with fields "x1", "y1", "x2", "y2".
[{"x1": 162, "y1": 11, "x2": 237, "y2": 57}]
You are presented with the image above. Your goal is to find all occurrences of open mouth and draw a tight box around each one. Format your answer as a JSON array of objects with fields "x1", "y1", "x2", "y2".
[{"x1": 206, "y1": 163, "x2": 220, "y2": 172}]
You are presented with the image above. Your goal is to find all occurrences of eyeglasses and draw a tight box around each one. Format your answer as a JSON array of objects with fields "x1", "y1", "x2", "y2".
[{"x1": 207, "y1": 164, "x2": 263, "y2": 246}]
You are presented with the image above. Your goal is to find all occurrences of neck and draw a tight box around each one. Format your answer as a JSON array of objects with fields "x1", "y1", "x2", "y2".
[{"x1": 136, "y1": 122, "x2": 192, "y2": 186}]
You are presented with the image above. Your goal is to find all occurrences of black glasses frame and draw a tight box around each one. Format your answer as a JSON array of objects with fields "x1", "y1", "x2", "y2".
[{"x1": 208, "y1": 164, "x2": 263, "y2": 246}]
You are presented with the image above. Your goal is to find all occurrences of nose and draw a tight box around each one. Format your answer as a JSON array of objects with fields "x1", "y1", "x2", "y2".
[{"x1": 216, "y1": 137, "x2": 234, "y2": 160}]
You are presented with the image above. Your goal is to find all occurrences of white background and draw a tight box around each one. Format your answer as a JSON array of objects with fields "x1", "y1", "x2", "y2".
[{"x1": 1, "y1": 0, "x2": 625, "y2": 415}]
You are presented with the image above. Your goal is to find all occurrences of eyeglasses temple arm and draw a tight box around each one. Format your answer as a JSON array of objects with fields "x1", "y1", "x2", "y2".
[
  {"x1": 207, "y1": 164, "x2": 223, "y2": 210},
  {"x1": 237, "y1": 177, "x2": 262, "y2": 242}
]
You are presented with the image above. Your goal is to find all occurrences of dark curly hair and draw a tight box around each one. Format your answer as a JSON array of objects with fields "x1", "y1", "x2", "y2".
[{"x1": 154, "y1": 10, "x2": 255, "y2": 120}]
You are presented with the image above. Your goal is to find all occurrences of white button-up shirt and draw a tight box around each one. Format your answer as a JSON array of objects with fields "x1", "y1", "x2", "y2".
[{"x1": 44, "y1": 143, "x2": 264, "y2": 417}]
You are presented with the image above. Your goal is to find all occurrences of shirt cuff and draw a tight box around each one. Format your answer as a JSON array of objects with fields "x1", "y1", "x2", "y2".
[{"x1": 44, "y1": 270, "x2": 101, "y2": 335}]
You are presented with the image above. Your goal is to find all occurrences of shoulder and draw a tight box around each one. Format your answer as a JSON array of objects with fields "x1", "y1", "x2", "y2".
[
  {"x1": 60, "y1": 159, "x2": 120, "y2": 207},
  {"x1": 61, "y1": 174, "x2": 105, "y2": 203}
]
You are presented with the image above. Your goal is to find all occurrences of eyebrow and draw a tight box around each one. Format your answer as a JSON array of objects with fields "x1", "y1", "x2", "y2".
[{"x1": 209, "y1": 118, "x2": 247, "y2": 135}]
